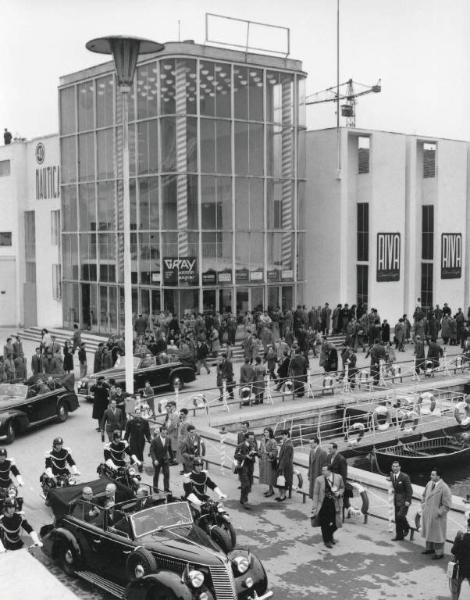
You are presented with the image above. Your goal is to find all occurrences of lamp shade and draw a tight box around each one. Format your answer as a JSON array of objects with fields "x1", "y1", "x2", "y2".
[{"x1": 86, "y1": 36, "x2": 165, "y2": 87}]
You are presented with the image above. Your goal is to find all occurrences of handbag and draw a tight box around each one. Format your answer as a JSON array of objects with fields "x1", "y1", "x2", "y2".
[
  {"x1": 310, "y1": 513, "x2": 320, "y2": 528},
  {"x1": 233, "y1": 458, "x2": 244, "y2": 474},
  {"x1": 276, "y1": 474, "x2": 286, "y2": 487},
  {"x1": 447, "y1": 560, "x2": 459, "y2": 580}
]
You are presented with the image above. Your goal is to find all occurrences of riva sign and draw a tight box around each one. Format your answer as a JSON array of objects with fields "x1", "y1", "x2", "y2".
[
  {"x1": 376, "y1": 233, "x2": 400, "y2": 282},
  {"x1": 441, "y1": 233, "x2": 462, "y2": 279}
]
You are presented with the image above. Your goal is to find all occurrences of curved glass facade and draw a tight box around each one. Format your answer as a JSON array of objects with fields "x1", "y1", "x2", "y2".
[{"x1": 59, "y1": 44, "x2": 306, "y2": 332}]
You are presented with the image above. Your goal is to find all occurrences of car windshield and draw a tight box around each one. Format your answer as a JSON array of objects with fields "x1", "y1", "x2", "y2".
[
  {"x1": 130, "y1": 502, "x2": 193, "y2": 538},
  {"x1": 0, "y1": 383, "x2": 28, "y2": 401}
]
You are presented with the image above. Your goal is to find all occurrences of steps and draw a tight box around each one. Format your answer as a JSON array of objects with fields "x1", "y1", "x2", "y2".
[
  {"x1": 21, "y1": 327, "x2": 108, "y2": 353},
  {"x1": 74, "y1": 571, "x2": 125, "y2": 598}
]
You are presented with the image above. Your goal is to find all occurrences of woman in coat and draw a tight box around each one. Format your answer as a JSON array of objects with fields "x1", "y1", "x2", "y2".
[
  {"x1": 311, "y1": 464, "x2": 344, "y2": 547},
  {"x1": 63, "y1": 341, "x2": 74, "y2": 374},
  {"x1": 275, "y1": 430, "x2": 294, "y2": 502},
  {"x1": 258, "y1": 427, "x2": 278, "y2": 497}
]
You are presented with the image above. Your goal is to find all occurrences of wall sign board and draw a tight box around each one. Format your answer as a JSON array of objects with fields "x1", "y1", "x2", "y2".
[
  {"x1": 441, "y1": 233, "x2": 462, "y2": 279},
  {"x1": 376, "y1": 233, "x2": 400, "y2": 282}
]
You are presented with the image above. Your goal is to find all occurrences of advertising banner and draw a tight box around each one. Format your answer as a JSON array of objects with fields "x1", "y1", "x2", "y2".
[
  {"x1": 376, "y1": 233, "x2": 400, "y2": 282},
  {"x1": 162, "y1": 257, "x2": 197, "y2": 285},
  {"x1": 441, "y1": 233, "x2": 462, "y2": 279}
]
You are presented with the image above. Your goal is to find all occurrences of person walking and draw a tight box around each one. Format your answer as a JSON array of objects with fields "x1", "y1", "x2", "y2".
[
  {"x1": 91, "y1": 377, "x2": 110, "y2": 431},
  {"x1": 259, "y1": 427, "x2": 278, "y2": 498},
  {"x1": 78, "y1": 342, "x2": 87, "y2": 378},
  {"x1": 308, "y1": 436, "x2": 328, "y2": 499},
  {"x1": 216, "y1": 352, "x2": 235, "y2": 402},
  {"x1": 124, "y1": 409, "x2": 152, "y2": 471},
  {"x1": 275, "y1": 430, "x2": 294, "y2": 502},
  {"x1": 390, "y1": 460, "x2": 413, "y2": 541},
  {"x1": 180, "y1": 425, "x2": 205, "y2": 474},
  {"x1": 31, "y1": 347, "x2": 44, "y2": 377},
  {"x1": 450, "y1": 517, "x2": 470, "y2": 600},
  {"x1": 252, "y1": 356, "x2": 266, "y2": 404},
  {"x1": 149, "y1": 426, "x2": 172, "y2": 493},
  {"x1": 63, "y1": 341, "x2": 74, "y2": 374},
  {"x1": 100, "y1": 399, "x2": 124, "y2": 442},
  {"x1": 234, "y1": 433, "x2": 256, "y2": 508},
  {"x1": 311, "y1": 464, "x2": 345, "y2": 548},
  {"x1": 420, "y1": 468, "x2": 452, "y2": 559}
]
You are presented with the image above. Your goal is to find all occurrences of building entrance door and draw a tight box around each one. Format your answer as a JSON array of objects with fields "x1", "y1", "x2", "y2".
[
  {"x1": 219, "y1": 289, "x2": 232, "y2": 313},
  {"x1": 203, "y1": 289, "x2": 216, "y2": 313}
]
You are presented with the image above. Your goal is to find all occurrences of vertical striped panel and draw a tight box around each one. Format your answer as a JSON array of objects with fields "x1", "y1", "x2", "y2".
[
  {"x1": 115, "y1": 93, "x2": 125, "y2": 277},
  {"x1": 281, "y1": 79, "x2": 293, "y2": 268},
  {"x1": 175, "y1": 61, "x2": 188, "y2": 257}
]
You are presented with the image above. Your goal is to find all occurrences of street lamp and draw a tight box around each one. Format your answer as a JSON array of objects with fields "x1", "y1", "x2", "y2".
[{"x1": 86, "y1": 36, "x2": 164, "y2": 394}]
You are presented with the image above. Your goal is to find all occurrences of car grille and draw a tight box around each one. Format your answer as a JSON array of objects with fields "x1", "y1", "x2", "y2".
[
  {"x1": 209, "y1": 564, "x2": 237, "y2": 600},
  {"x1": 155, "y1": 554, "x2": 186, "y2": 574}
]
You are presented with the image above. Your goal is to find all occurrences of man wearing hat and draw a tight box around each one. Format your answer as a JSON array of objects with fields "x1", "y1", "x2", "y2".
[
  {"x1": 414, "y1": 334, "x2": 426, "y2": 374},
  {"x1": 0, "y1": 498, "x2": 42, "y2": 551}
]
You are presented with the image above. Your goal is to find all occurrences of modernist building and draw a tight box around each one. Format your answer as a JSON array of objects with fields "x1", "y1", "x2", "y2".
[
  {"x1": 0, "y1": 135, "x2": 61, "y2": 328},
  {"x1": 305, "y1": 127, "x2": 470, "y2": 320},
  {"x1": 58, "y1": 41, "x2": 307, "y2": 333}
]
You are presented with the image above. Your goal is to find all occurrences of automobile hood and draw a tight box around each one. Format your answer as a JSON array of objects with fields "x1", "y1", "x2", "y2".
[{"x1": 138, "y1": 524, "x2": 226, "y2": 566}]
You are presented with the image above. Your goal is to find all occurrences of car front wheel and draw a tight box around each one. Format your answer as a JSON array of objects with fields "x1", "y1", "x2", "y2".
[
  {"x1": 57, "y1": 402, "x2": 69, "y2": 423},
  {"x1": 126, "y1": 548, "x2": 157, "y2": 581},
  {"x1": 5, "y1": 421, "x2": 16, "y2": 444},
  {"x1": 211, "y1": 525, "x2": 233, "y2": 553},
  {"x1": 57, "y1": 539, "x2": 81, "y2": 576},
  {"x1": 170, "y1": 375, "x2": 183, "y2": 391}
]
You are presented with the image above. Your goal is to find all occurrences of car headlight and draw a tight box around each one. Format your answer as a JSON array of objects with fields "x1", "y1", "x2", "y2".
[
  {"x1": 188, "y1": 569, "x2": 205, "y2": 588},
  {"x1": 244, "y1": 577, "x2": 254, "y2": 588},
  {"x1": 233, "y1": 556, "x2": 250, "y2": 574},
  {"x1": 128, "y1": 467, "x2": 136, "y2": 476}
]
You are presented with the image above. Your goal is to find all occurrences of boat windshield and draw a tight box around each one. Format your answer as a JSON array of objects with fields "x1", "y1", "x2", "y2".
[{"x1": 130, "y1": 502, "x2": 193, "y2": 538}]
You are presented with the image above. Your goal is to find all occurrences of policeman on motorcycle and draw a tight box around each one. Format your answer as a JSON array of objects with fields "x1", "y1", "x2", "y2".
[
  {"x1": 183, "y1": 457, "x2": 227, "y2": 509},
  {"x1": 41, "y1": 437, "x2": 80, "y2": 498}
]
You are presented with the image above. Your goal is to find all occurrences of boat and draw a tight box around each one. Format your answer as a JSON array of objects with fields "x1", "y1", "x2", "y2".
[{"x1": 373, "y1": 436, "x2": 470, "y2": 473}]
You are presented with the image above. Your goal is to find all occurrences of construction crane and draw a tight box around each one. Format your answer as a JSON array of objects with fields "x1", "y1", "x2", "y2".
[{"x1": 306, "y1": 78, "x2": 381, "y2": 127}]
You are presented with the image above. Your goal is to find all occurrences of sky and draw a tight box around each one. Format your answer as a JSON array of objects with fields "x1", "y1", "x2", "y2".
[{"x1": 1, "y1": 0, "x2": 469, "y2": 141}]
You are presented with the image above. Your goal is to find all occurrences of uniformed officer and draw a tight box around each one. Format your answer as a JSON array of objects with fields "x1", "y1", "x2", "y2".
[
  {"x1": 183, "y1": 457, "x2": 227, "y2": 509},
  {"x1": 0, "y1": 448, "x2": 24, "y2": 490},
  {"x1": 104, "y1": 429, "x2": 141, "y2": 470},
  {"x1": 0, "y1": 498, "x2": 42, "y2": 552},
  {"x1": 41, "y1": 437, "x2": 79, "y2": 497}
]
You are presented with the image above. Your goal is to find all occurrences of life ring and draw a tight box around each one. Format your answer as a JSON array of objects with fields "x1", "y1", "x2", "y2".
[
  {"x1": 373, "y1": 405, "x2": 391, "y2": 431},
  {"x1": 418, "y1": 392, "x2": 438, "y2": 416},
  {"x1": 239, "y1": 386, "x2": 252, "y2": 401},
  {"x1": 391, "y1": 365, "x2": 402, "y2": 381},
  {"x1": 293, "y1": 469, "x2": 303, "y2": 491},
  {"x1": 192, "y1": 393, "x2": 207, "y2": 409},
  {"x1": 344, "y1": 422, "x2": 366, "y2": 445},
  {"x1": 322, "y1": 375, "x2": 334, "y2": 389},
  {"x1": 424, "y1": 360, "x2": 434, "y2": 377},
  {"x1": 397, "y1": 408, "x2": 419, "y2": 432},
  {"x1": 454, "y1": 401, "x2": 470, "y2": 428},
  {"x1": 282, "y1": 380, "x2": 294, "y2": 395},
  {"x1": 347, "y1": 481, "x2": 369, "y2": 517},
  {"x1": 359, "y1": 370, "x2": 372, "y2": 387}
]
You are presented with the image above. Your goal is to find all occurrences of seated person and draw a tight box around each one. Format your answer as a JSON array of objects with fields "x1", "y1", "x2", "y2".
[
  {"x1": 37, "y1": 380, "x2": 50, "y2": 394},
  {"x1": 46, "y1": 376, "x2": 57, "y2": 390},
  {"x1": 71, "y1": 486, "x2": 100, "y2": 523}
]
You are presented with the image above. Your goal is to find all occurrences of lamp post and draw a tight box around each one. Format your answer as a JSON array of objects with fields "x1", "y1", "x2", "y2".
[{"x1": 86, "y1": 36, "x2": 164, "y2": 394}]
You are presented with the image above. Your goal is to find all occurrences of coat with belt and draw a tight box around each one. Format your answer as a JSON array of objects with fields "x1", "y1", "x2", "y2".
[
  {"x1": 312, "y1": 473, "x2": 345, "y2": 529},
  {"x1": 421, "y1": 479, "x2": 452, "y2": 543},
  {"x1": 391, "y1": 472, "x2": 413, "y2": 507},
  {"x1": 308, "y1": 446, "x2": 329, "y2": 498},
  {"x1": 276, "y1": 439, "x2": 294, "y2": 487}
]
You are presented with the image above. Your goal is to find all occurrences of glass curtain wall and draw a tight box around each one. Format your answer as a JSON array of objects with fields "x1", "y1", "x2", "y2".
[{"x1": 60, "y1": 52, "x2": 305, "y2": 331}]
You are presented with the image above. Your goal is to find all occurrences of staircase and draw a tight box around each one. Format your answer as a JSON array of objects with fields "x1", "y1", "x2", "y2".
[{"x1": 21, "y1": 327, "x2": 107, "y2": 353}]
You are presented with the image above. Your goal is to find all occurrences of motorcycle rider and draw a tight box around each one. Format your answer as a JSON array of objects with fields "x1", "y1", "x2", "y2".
[
  {"x1": 104, "y1": 429, "x2": 141, "y2": 471},
  {"x1": 183, "y1": 457, "x2": 227, "y2": 510},
  {"x1": 0, "y1": 448, "x2": 24, "y2": 491},
  {"x1": 41, "y1": 437, "x2": 79, "y2": 497},
  {"x1": 0, "y1": 498, "x2": 42, "y2": 551}
]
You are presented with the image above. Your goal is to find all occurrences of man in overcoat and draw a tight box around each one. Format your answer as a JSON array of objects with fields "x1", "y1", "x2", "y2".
[
  {"x1": 275, "y1": 430, "x2": 294, "y2": 502},
  {"x1": 420, "y1": 469, "x2": 452, "y2": 559},
  {"x1": 390, "y1": 460, "x2": 413, "y2": 540},
  {"x1": 308, "y1": 437, "x2": 328, "y2": 499},
  {"x1": 311, "y1": 464, "x2": 344, "y2": 547}
]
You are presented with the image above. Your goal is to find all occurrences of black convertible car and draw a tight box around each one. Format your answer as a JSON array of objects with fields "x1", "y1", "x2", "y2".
[
  {"x1": 41, "y1": 478, "x2": 272, "y2": 600},
  {"x1": 78, "y1": 355, "x2": 196, "y2": 398},
  {"x1": 0, "y1": 377, "x2": 79, "y2": 444}
]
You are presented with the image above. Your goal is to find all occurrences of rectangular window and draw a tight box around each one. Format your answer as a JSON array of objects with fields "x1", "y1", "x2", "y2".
[
  {"x1": 357, "y1": 203, "x2": 369, "y2": 261},
  {"x1": 24, "y1": 211, "x2": 36, "y2": 282},
  {"x1": 51, "y1": 210, "x2": 60, "y2": 245},
  {"x1": 0, "y1": 160, "x2": 11, "y2": 177},
  {"x1": 422, "y1": 205, "x2": 434, "y2": 260},
  {"x1": 421, "y1": 263, "x2": 433, "y2": 310},
  {"x1": 0, "y1": 232, "x2": 12, "y2": 246},
  {"x1": 358, "y1": 137, "x2": 370, "y2": 174},
  {"x1": 357, "y1": 264, "x2": 368, "y2": 306},
  {"x1": 423, "y1": 143, "x2": 436, "y2": 178},
  {"x1": 52, "y1": 264, "x2": 62, "y2": 300}
]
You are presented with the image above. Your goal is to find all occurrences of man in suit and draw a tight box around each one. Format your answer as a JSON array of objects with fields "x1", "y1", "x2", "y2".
[
  {"x1": 390, "y1": 460, "x2": 413, "y2": 540},
  {"x1": 311, "y1": 464, "x2": 345, "y2": 548},
  {"x1": 100, "y1": 399, "x2": 124, "y2": 442},
  {"x1": 276, "y1": 429, "x2": 294, "y2": 502},
  {"x1": 149, "y1": 426, "x2": 172, "y2": 493},
  {"x1": 180, "y1": 425, "x2": 205, "y2": 474},
  {"x1": 234, "y1": 433, "x2": 257, "y2": 507},
  {"x1": 31, "y1": 347, "x2": 44, "y2": 377},
  {"x1": 216, "y1": 353, "x2": 235, "y2": 401},
  {"x1": 308, "y1": 437, "x2": 328, "y2": 499},
  {"x1": 450, "y1": 517, "x2": 470, "y2": 600},
  {"x1": 327, "y1": 442, "x2": 351, "y2": 511}
]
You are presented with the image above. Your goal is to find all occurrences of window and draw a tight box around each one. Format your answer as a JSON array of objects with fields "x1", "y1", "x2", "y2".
[
  {"x1": 24, "y1": 211, "x2": 36, "y2": 283},
  {"x1": 0, "y1": 232, "x2": 12, "y2": 246},
  {"x1": 0, "y1": 160, "x2": 11, "y2": 177},
  {"x1": 51, "y1": 210, "x2": 60, "y2": 245},
  {"x1": 423, "y1": 143, "x2": 436, "y2": 178},
  {"x1": 52, "y1": 264, "x2": 62, "y2": 300},
  {"x1": 357, "y1": 203, "x2": 369, "y2": 261},
  {"x1": 357, "y1": 265, "x2": 368, "y2": 306},
  {"x1": 358, "y1": 137, "x2": 370, "y2": 174},
  {"x1": 422, "y1": 205, "x2": 434, "y2": 260},
  {"x1": 421, "y1": 263, "x2": 433, "y2": 310}
]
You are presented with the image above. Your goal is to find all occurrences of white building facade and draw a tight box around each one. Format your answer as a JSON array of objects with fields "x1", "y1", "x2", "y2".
[
  {"x1": 305, "y1": 127, "x2": 470, "y2": 321},
  {"x1": 0, "y1": 135, "x2": 62, "y2": 328}
]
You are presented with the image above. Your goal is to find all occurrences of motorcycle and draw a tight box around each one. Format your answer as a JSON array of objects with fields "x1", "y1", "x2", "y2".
[
  {"x1": 40, "y1": 472, "x2": 77, "y2": 504},
  {"x1": 0, "y1": 484, "x2": 24, "y2": 512},
  {"x1": 97, "y1": 463, "x2": 141, "y2": 494},
  {"x1": 194, "y1": 498, "x2": 237, "y2": 553}
]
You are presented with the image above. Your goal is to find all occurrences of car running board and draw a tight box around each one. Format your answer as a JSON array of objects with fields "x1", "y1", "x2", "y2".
[{"x1": 75, "y1": 570, "x2": 125, "y2": 599}]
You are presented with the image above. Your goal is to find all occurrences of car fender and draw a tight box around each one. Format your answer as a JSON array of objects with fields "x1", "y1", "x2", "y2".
[
  {"x1": 56, "y1": 391, "x2": 79, "y2": 412},
  {"x1": 169, "y1": 365, "x2": 195, "y2": 382},
  {"x1": 49, "y1": 527, "x2": 82, "y2": 559},
  {"x1": 126, "y1": 571, "x2": 194, "y2": 600},
  {"x1": 0, "y1": 409, "x2": 29, "y2": 432}
]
